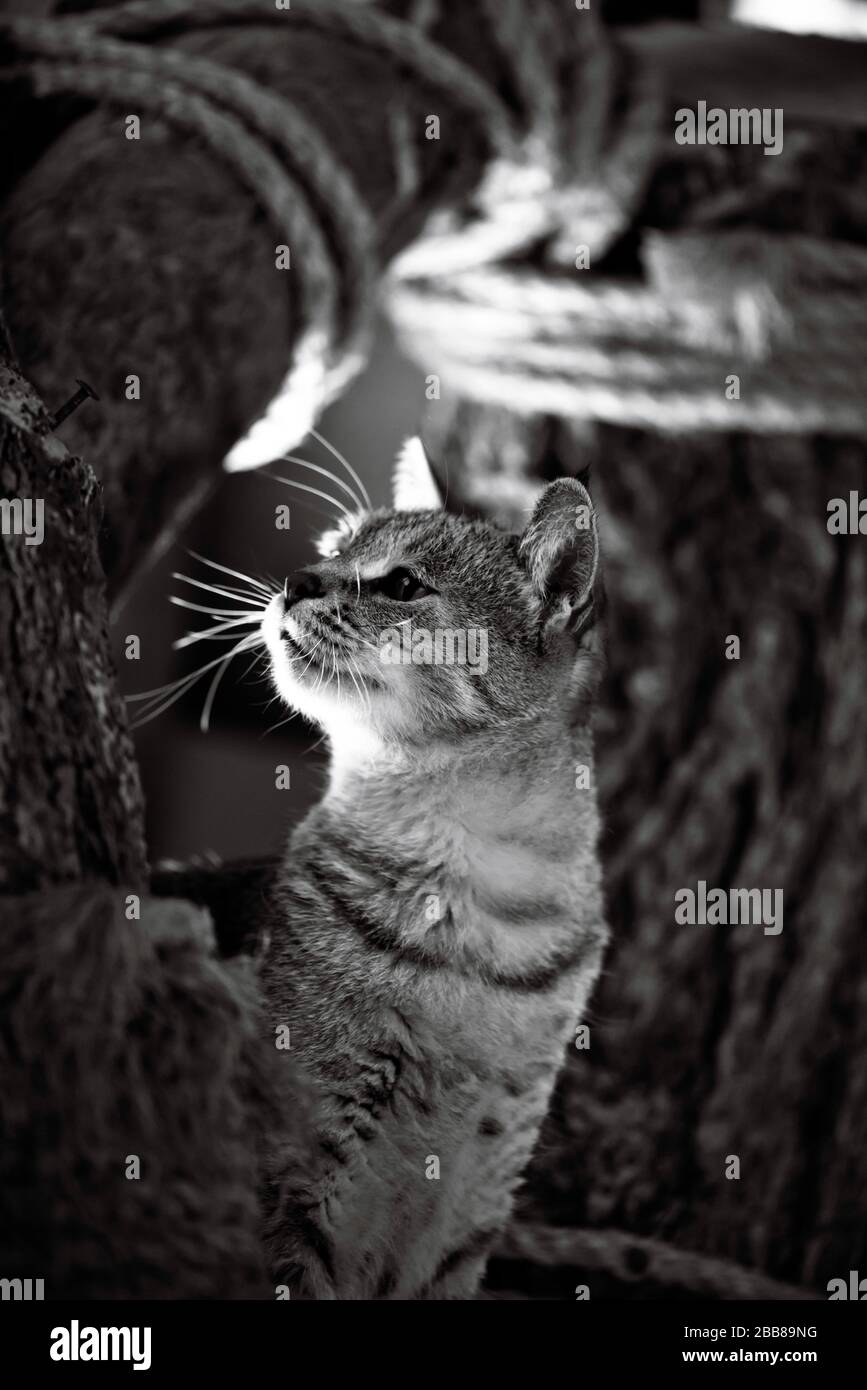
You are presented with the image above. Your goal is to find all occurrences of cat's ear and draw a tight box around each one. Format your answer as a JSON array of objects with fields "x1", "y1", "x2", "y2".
[
  {"x1": 519, "y1": 479, "x2": 599, "y2": 633},
  {"x1": 392, "y1": 436, "x2": 444, "y2": 512}
]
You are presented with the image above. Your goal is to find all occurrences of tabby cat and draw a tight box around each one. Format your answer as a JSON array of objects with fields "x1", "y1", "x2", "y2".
[{"x1": 260, "y1": 438, "x2": 607, "y2": 1299}]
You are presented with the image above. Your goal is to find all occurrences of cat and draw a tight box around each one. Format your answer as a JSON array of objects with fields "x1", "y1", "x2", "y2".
[{"x1": 259, "y1": 436, "x2": 608, "y2": 1299}]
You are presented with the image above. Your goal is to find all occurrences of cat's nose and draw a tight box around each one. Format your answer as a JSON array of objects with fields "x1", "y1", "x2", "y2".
[{"x1": 284, "y1": 568, "x2": 324, "y2": 608}]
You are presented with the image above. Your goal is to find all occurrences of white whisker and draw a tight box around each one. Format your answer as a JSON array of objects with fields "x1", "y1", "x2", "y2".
[
  {"x1": 279, "y1": 454, "x2": 363, "y2": 511},
  {"x1": 264, "y1": 710, "x2": 297, "y2": 737},
  {"x1": 173, "y1": 614, "x2": 263, "y2": 650},
  {"x1": 170, "y1": 595, "x2": 264, "y2": 619},
  {"x1": 199, "y1": 633, "x2": 263, "y2": 732},
  {"x1": 238, "y1": 647, "x2": 270, "y2": 683},
  {"x1": 172, "y1": 573, "x2": 269, "y2": 607},
  {"x1": 354, "y1": 656, "x2": 373, "y2": 716},
  {"x1": 310, "y1": 427, "x2": 372, "y2": 510},
  {"x1": 128, "y1": 549, "x2": 276, "y2": 731},
  {"x1": 345, "y1": 654, "x2": 367, "y2": 711},
  {"x1": 312, "y1": 642, "x2": 329, "y2": 697},
  {"x1": 262, "y1": 470, "x2": 356, "y2": 520},
  {"x1": 299, "y1": 638, "x2": 325, "y2": 681},
  {"x1": 127, "y1": 662, "x2": 222, "y2": 704},
  {"x1": 127, "y1": 635, "x2": 262, "y2": 727},
  {"x1": 129, "y1": 667, "x2": 215, "y2": 725},
  {"x1": 186, "y1": 549, "x2": 271, "y2": 594}
]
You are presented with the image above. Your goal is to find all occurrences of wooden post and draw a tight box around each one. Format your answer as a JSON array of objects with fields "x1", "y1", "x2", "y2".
[{"x1": 0, "y1": 336, "x2": 146, "y2": 892}]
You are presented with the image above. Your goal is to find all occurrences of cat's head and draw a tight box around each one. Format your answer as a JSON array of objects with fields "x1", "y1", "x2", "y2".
[{"x1": 262, "y1": 437, "x2": 602, "y2": 752}]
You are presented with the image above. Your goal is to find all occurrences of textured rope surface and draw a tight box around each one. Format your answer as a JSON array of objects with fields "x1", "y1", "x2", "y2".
[
  {"x1": 6, "y1": 21, "x2": 368, "y2": 438},
  {"x1": 81, "y1": 0, "x2": 521, "y2": 154},
  {"x1": 4, "y1": 0, "x2": 644, "y2": 457},
  {"x1": 388, "y1": 230, "x2": 867, "y2": 434},
  {"x1": 7, "y1": 2, "x2": 864, "y2": 443}
]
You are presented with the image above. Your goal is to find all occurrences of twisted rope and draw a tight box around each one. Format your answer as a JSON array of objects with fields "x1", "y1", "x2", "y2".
[
  {"x1": 80, "y1": 0, "x2": 521, "y2": 155},
  {"x1": 7, "y1": 2, "x2": 863, "y2": 445},
  {"x1": 83, "y1": 0, "x2": 659, "y2": 270},
  {"x1": 387, "y1": 230, "x2": 867, "y2": 435},
  {"x1": 4, "y1": 0, "x2": 651, "y2": 462},
  {"x1": 5, "y1": 17, "x2": 378, "y2": 453}
]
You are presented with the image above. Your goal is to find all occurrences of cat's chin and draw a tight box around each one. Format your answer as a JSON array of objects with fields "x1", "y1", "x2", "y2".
[
  {"x1": 261, "y1": 595, "x2": 442, "y2": 760},
  {"x1": 260, "y1": 594, "x2": 378, "y2": 739},
  {"x1": 267, "y1": 674, "x2": 393, "y2": 778},
  {"x1": 261, "y1": 595, "x2": 299, "y2": 703}
]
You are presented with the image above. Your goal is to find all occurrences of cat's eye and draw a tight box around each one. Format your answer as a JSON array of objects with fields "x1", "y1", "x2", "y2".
[{"x1": 376, "y1": 567, "x2": 435, "y2": 602}]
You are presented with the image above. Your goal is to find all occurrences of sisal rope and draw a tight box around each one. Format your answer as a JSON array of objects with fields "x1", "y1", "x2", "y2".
[
  {"x1": 4, "y1": 2, "x2": 865, "y2": 444},
  {"x1": 388, "y1": 231, "x2": 867, "y2": 435},
  {"x1": 2, "y1": 0, "x2": 660, "y2": 458}
]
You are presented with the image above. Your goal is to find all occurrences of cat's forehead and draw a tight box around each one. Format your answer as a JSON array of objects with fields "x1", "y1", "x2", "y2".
[{"x1": 316, "y1": 509, "x2": 517, "y2": 571}]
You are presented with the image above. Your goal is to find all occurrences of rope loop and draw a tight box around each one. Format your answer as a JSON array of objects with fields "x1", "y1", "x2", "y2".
[{"x1": 0, "y1": 1, "x2": 665, "y2": 452}]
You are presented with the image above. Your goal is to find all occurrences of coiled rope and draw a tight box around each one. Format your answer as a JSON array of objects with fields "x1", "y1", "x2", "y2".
[
  {"x1": 4, "y1": 15, "x2": 378, "y2": 452},
  {"x1": 1, "y1": 0, "x2": 662, "y2": 463},
  {"x1": 387, "y1": 230, "x2": 867, "y2": 435},
  {"x1": 4, "y1": 1, "x2": 866, "y2": 446}
]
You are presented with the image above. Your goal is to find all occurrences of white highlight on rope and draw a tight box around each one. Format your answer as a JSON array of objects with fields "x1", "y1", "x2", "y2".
[
  {"x1": 223, "y1": 348, "x2": 328, "y2": 473},
  {"x1": 733, "y1": 0, "x2": 867, "y2": 37}
]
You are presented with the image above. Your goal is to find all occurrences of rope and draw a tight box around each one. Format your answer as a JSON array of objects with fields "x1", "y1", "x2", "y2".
[
  {"x1": 8, "y1": 2, "x2": 862, "y2": 445},
  {"x1": 79, "y1": 0, "x2": 521, "y2": 156},
  {"x1": 81, "y1": 0, "x2": 659, "y2": 272},
  {"x1": 3, "y1": 23, "x2": 376, "y2": 455},
  {"x1": 5, "y1": 17, "x2": 380, "y2": 446},
  {"x1": 4, "y1": 0, "x2": 649, "y2": 463},
  {"x1": 387, "y1": 232, "x2": 867, "y2": 435}
]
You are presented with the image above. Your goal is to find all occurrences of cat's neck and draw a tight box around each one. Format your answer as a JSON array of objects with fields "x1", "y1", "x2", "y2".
[{"x1": 322, "y1": 709, "x2": 592, "y2": 850}]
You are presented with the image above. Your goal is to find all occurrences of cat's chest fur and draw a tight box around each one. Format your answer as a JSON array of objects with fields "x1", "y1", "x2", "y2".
[{"x1": 261, "y1": 730, "x2": 606, "y2": 1299}]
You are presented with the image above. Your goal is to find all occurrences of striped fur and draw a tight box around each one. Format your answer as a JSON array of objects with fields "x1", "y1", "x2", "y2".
[{"x1": 260, "y1": 455, "x2": 607, "y2": 1299}]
